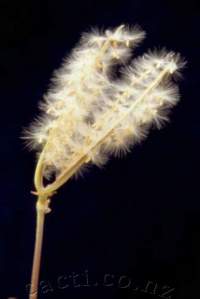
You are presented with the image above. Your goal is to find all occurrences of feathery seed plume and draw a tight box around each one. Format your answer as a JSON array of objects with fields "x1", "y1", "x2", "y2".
[
  {"x1": 25, "y1": 24, "x2": 185, "y2": 299},
  {"x1": 24, "y1": 25, "x2": 184, "y2": 195}
]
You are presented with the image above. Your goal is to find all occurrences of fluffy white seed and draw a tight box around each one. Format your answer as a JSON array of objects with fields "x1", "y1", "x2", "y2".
[{"x1": 24, "y1": 25, "x2": 184, "y2": 179}]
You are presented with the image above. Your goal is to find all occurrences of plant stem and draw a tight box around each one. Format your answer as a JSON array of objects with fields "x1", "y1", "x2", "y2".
[{"x1": 29, "y1": 196, "x2": 50, "y2": 299}]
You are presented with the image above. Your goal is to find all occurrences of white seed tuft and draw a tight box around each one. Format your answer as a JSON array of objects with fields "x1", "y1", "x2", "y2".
[{"x1": 24, "y1": 24, "x2": 185, "y2": 181}]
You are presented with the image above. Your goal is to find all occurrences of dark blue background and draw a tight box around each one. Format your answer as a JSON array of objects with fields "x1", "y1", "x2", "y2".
[{"x1": 0, "y1": 0, "x2": 199, "y2": 298}]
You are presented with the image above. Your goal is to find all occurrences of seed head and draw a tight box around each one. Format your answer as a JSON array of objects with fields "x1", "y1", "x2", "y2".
[{"x1": 23, "y1": 24, "x2": 185, "y2": 192}]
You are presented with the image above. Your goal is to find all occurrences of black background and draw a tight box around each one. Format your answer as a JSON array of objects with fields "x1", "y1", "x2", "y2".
[{"x1": 0, "y1": 0, "x2": 200, "y2": 298}]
